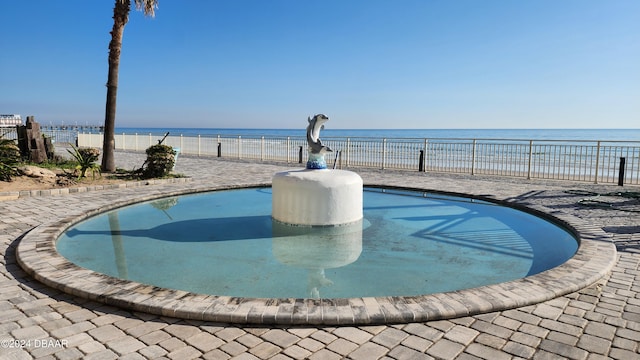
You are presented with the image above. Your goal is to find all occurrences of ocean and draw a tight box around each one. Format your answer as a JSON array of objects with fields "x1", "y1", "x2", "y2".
[
  {"x1": 78, "y1": 127, "x2": 640, "y2": 184},
  {"x1": 115, "y1": 128, "x2": 640, "y2": 142}
]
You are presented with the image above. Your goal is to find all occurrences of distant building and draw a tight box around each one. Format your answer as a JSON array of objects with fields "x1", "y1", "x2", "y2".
[{"x1": 0, "y1": 114, "x2": 22, "y2": 127}]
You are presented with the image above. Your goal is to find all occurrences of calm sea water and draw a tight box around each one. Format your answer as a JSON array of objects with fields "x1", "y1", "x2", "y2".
[{"x1": 116, "y1": 128, "x2": 640, "y2": 142}]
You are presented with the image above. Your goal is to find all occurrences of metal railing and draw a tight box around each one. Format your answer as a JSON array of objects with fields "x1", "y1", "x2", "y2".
[
  {"x1": 1, "y1": 127, "x2": 79, "y2": 145},
  {"x1": 75, "y1": 132, "x2": 640, "y2": 185}
]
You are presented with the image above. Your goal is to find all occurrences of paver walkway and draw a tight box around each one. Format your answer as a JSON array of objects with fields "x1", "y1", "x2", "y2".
[{"x1": 1, "y1": 150, "x2": 639, "y2": 359}]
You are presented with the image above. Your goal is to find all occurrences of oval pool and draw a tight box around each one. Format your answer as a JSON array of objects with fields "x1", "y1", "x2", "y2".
[{"x1": 56, "y1": 187, "x2": 577, "y2": 299}]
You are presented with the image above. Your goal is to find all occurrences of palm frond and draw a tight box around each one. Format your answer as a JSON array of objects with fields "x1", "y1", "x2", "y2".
[{"x1": 134, "y1": 0, "x2": 158, "y2": 17}]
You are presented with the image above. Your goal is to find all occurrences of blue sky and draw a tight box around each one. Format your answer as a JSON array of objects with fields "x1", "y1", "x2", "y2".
[{"x1": 1, "y1": 1, "x2": 638, "y2": 129}]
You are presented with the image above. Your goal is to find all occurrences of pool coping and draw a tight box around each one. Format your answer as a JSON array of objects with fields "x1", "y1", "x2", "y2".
[{"x1": 16, "y1": 183, "x2": 617, "y2": 325}]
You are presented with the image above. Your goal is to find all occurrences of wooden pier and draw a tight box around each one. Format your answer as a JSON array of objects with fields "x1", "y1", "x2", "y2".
[{"x1": 40, "y1": 124, "x2": 104, "y2": 133}]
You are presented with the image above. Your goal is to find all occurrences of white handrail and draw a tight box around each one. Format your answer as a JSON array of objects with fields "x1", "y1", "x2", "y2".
[{"x1": 68, "y1": 131, "x2": 640, "y2": 185}]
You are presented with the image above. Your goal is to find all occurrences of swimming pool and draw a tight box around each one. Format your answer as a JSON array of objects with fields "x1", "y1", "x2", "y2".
[{"x1": 56, "y1": 187, "x2": 578, "y2": 299}]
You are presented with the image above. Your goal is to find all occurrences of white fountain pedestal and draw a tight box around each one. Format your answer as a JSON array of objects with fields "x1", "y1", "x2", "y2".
[{"x1": 272, "y1": 169, "x2": 363, "y2": 226}]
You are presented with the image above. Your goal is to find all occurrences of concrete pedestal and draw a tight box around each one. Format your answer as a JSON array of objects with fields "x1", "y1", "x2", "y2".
[{"x1": 272, "y1": 169, "x2": 363, "y2": 226}]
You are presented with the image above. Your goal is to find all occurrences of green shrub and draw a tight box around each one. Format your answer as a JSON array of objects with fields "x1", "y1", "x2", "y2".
[
  {"x1": 67, "y1": 145, "x2": 101, "y2": 179},
  {"x1": 143, "y1": 144, "x2": 176, "y2": 179},
  {"x1": 0, "y1": 138, "x2": 21, "y2": 181}
]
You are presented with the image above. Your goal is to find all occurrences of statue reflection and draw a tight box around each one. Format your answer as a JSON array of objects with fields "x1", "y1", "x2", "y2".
[{"x1": 272, "y1": 219, "x2": 364, "y2": 298}]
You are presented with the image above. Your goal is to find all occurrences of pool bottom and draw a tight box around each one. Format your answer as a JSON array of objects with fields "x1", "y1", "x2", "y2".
[
  {"x1": 16, "y1": 184, "x2": 617, "y2": 325},
  {"x1": 55, "y1": 187, "x2": 577, "y2": 299}
]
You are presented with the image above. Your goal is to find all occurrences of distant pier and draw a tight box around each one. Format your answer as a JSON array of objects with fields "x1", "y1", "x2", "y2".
[{"x1": 41, "y1": 124, "x2": 104, "y2": 133}]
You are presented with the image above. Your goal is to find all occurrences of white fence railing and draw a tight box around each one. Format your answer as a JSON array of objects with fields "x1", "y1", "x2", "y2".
[
  {"x1": 1, "y1": 127, "x2": 79, "y2": 145},
  {"x1": 75, "y1": 132, "x2": 640, "y2": 185}
]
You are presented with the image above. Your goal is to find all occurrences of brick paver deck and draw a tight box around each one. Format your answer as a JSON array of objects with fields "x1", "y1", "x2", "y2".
[{"x1": 1, "y1": 150, "x2": 639, "y2": 359}]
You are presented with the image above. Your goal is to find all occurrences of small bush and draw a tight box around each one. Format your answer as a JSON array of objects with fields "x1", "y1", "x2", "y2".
[
  {"x1": 67, "y1": 145, "x2": 101, "y2": 180},
  {"x1": 0, "y1": 138, "x2": 21, "y2": 181},
  {"x1": 143, "y1": 144, "x2": 176, "y2": 179}
]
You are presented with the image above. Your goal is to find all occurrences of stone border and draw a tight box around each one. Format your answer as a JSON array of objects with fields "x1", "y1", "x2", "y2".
[
  {"x1": 16, "y1": 184, "x2": 617, "y2": 325},
  {"x1": 0, "y1": 177, "x2": 192, "y2": 201}
]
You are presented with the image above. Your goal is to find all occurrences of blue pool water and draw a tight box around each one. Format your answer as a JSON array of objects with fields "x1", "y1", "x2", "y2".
[{"x1": 56, "y1": 187, "x2": 578, "y2": 299}]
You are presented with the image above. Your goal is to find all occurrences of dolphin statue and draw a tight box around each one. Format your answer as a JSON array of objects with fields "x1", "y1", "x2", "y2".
[{"x1": 306, "y1": 114, "x2": 333, "y2": 154}]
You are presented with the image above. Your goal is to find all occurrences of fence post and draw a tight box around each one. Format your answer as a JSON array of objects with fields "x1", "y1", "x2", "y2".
[
  {"x1": 287, "y1": 137, "x2": 291, "y2": 163},
  {"x1": 198, "y1": 135, "x2": 201, "y2": 156},
  {"x1": 238, "y1": 136, "x2": 242, "y2": 159},
  {"x1": 423, "y1": 139, "x2": 428, "y2": 172},
  {"x1": 135, "y1": 133, "x2": 138, "y2": 151},
  {"x1": 346, "y1": 138, "x2": 351, "y2": 167},
  {"x1": 527, "y1": 140, "x2": 533, "y2": 179},
  {"x1": 594, "y1": 141, "x2": 601, "y2": 184},
  {"x1": 419, "y1": 150, "x2": 425, "y2": 172},
  {"x1": 471, "y1": 139, "x2": 477, "y2": 175},
  {"x1": 261, "y1": 136, "x2": 265, "y2": 161},
  {"x1": 298, "y1": 146, "x2": 303, "y2": 163},
  {"x1": 382, "y1": 138, "x2": 387, "y2": 170},
  {"x1": 618, "y1": 157, "x2": 626, "y2": 186},
  {"x1": 217, "y1": 142, "x2": 222, "y2": 157}
]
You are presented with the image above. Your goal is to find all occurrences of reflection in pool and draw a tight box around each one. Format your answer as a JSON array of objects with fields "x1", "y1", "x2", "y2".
[{"x1": 56, "y1": 187, "x2": 577, "y2": 299}]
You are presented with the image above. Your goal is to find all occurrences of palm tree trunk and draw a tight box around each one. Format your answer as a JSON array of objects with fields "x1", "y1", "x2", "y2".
[{"x1": 102, "y1": 0, "x2": 131, "y2": 172}]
